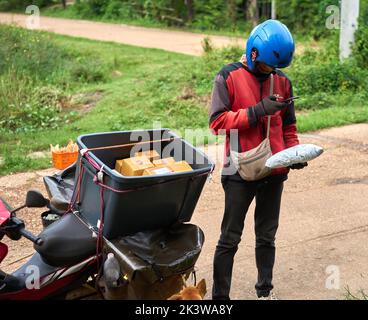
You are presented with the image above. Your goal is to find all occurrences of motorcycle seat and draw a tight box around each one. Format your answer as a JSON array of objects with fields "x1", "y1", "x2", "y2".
[{"x1": 34, "y1": 213, "x2": 96, "y2": 267}]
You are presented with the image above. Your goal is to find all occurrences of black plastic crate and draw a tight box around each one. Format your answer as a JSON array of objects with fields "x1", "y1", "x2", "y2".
[{"x1": 74, "y1": 129, "x2": 214, "y2": 239}]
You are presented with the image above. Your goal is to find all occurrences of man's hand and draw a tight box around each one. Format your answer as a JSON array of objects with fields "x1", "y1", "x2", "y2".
[
  {"x1": 253, "y1": 96, "x2": 288, "y2": 118},
  {"x1": 288, "y1": 162, "x2": 308, "y2": 170}
]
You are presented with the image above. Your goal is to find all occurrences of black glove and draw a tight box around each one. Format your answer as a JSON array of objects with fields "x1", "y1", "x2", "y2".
[
  {"x1": 288, "y1": 162, "x2": 308, "y2": 170},
  {"x1": 253, "y1": 96, "x2": 288, "y2": 117}
]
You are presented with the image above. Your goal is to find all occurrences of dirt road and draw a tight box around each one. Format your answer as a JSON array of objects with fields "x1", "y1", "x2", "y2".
[
  {"x1": 195, "y1": 124, "x2": 368, "y2": 300},
  {"x1": 1, "y1": 124, "x2": 368, "y2": 299},
  {"x1": 0, "y1": 13, "x2": 367, "y2": 299},
  {"x1": 0, "y1": 12, "x2": 243, "y2": 56}
]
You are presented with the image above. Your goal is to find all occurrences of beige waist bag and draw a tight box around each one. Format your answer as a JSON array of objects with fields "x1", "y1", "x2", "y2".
[{"x1": 230, "y1": 74, "x2": 274, "y2": 181}]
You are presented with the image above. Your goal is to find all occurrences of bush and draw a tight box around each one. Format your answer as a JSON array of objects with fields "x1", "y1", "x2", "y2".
[
  {"x1": 0, "y1": 75, "x2": 76, "y2": 133},
  {"x1": 191, "y1": 45, "x2": 243, "y2": 94},
  {"x1": 0, "y1": 102, "x2": 74, "y2": 133},
  {"x1": 276, "y1": 0, "x2": 340, "y2": 39},
  {"x1": 0, "y1": 0, "x2": 53, "y2": 11},
  {"x1": 353, "y1": 6, "x2": 368, "y2": 69},
  {"x1": 290, "y1": 59, "x2": 368, "y2": 96},
  {"x1": 43, "y1": 0, "x2": 348, "y2": 37},
  {"x1": 68, "y1": 58, "x2": 108, "y2": 83},
  {"x1": 191, "y1": 0, "x2": 227, "y2": 30},
  {"x1": 289, "y1": 35, "x2": 368, "y2": 108},
  {"x1": 191, "y1": 34, "x2": 368, "y2": 111},
  {"x1": 86, "y1": 0, "x2": 108, "y2": 15},
  {"x1": 103, "y1": 0, "x2": 125, "y2": 19}
]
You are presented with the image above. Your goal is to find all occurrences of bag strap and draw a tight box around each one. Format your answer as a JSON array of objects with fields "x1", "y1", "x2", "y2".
[{"x1": 266, "y1": 73, "x2": 274, "y2": 139}]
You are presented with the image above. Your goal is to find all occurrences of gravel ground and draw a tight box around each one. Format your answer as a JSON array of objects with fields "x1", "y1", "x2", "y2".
[{"x1": 1, "y1": 124, "x2": 368, "y2": 300}]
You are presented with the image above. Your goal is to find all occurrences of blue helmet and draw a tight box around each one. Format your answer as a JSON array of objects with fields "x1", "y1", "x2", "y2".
[{"x1": 246, "y1": 19, "x2": 295, "y2": 71}]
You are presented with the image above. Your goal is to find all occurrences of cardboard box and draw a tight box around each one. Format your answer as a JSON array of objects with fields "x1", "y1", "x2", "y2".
[
  {"x1": 142, "y1": 166, "x2": 173, "y2": 176},
  {"x1": 117, "y1": 156, "x2": 154, "y2": 176},
  {"x1": 168, "y1": 161, "x2": 193, "y2": 173},
  {"x1": 152, "y1": 157, "x2": 176, "y2": 167},
  {"x1": 134, "y1": 150, "x2": 160, "y2": 161},
  {"x1": 115, "y1": 159, "x2": 124, "y2": 173}
]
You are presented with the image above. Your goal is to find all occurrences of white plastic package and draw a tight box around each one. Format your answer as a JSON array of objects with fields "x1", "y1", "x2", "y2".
[{"x1": 265, "y1": 144, "x2": 324, "y2": 169}]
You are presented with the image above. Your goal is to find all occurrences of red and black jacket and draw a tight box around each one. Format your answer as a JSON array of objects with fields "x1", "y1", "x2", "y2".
[{"x1": 209, "y1": 62, "x2": 299, "y2": 176}]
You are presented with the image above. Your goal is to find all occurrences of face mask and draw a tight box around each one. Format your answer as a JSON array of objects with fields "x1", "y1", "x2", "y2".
[{"x1": 255, "y1": 62, "x2": 274, "y2": 74}]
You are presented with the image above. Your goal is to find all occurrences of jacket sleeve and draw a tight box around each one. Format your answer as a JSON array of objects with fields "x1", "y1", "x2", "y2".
[
  {"x1": 282, "y1": 80, "x2": 300, "y2": 148},
  {"x1": 208, "y1": 74, "x2": 253, "y2": 135}
]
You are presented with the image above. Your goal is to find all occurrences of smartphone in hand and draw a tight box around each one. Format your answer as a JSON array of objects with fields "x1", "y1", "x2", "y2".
[{"x1": 283, "y1": 96, "x2": 300, "y2": 103}]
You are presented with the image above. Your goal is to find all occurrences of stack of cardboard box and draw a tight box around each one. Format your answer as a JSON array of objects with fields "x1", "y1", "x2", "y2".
[{"x1": 115, "y1": 150, "x2": 193, "y2": 177}]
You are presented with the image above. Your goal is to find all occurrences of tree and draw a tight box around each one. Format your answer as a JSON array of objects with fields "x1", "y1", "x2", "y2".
[
  {"x1": 227, "y1": 0, "x2": 237, "y2": 24},
  {"x1": 61, "y1": 0, "x2": 66, "y2": 9},
  {"x1": 247, "y1": 0, "x2": 259, "y2": 28},
  {"x1": 185, "y1": 0, "x2": 194, "y2": 24}
]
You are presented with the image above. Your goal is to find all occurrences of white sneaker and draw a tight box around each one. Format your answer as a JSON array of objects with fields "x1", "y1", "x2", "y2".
[{"x1": 258, "y1": 291, "x2": 278, "y2": 300}]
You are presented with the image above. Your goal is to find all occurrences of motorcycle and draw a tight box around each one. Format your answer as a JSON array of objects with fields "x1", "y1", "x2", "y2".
[
  {"x1": 0, "y1": 129, "x2": 212, "y2": 300},
  {"x1": 0, "y1": 189, "x2": 204, "y2": 300},
  {"x1": 0, "y1": 190, "x2": 100, "y2": 300}
]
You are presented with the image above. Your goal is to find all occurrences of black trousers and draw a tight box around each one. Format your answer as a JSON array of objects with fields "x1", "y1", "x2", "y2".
[{"x1": 212, "y1": 173, "x2": 286, "y2": 299}]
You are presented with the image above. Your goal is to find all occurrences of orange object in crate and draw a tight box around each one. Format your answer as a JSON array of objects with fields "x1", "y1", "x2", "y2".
[{"x1": 50, "y1": 140, "x2": 79, "y2": 170}]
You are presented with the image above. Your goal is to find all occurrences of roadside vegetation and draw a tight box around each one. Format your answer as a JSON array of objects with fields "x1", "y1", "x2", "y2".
[
  {"x1": 0, "y1": 0, "x2": 344, "y2": 38},
  {"x1": 345, "y1": 287, "x2": 368, "y2": 300},
  {"x1": 0, "y1": 1, "x2": 367, "y2": 175}
]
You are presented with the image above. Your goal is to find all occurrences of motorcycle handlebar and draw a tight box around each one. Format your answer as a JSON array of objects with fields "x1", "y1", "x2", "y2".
[{"x1": 19, "y1": 228, "x2": 43, "y2": 246}]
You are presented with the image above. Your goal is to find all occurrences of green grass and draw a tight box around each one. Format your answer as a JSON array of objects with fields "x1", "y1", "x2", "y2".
[
  {"x1": 0, "y1": 28, "x2": 367, "y2": 176},
  {"x1": 345, "y1": 286, "x2": 368, "y2": 300},
  {"x1": 297, "y1": 102, "x2": 368, "y2": 133},
  {"x1": 0, "y1": 25, "x2": 112, "y2": 133},
  {"x1": 0, "y1": 33, "x2": 212, "y2": 175}
]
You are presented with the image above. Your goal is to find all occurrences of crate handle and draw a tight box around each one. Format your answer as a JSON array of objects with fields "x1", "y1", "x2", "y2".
[{"x1": 82, "y1": 137, "x2": 180, "y2": 152}]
